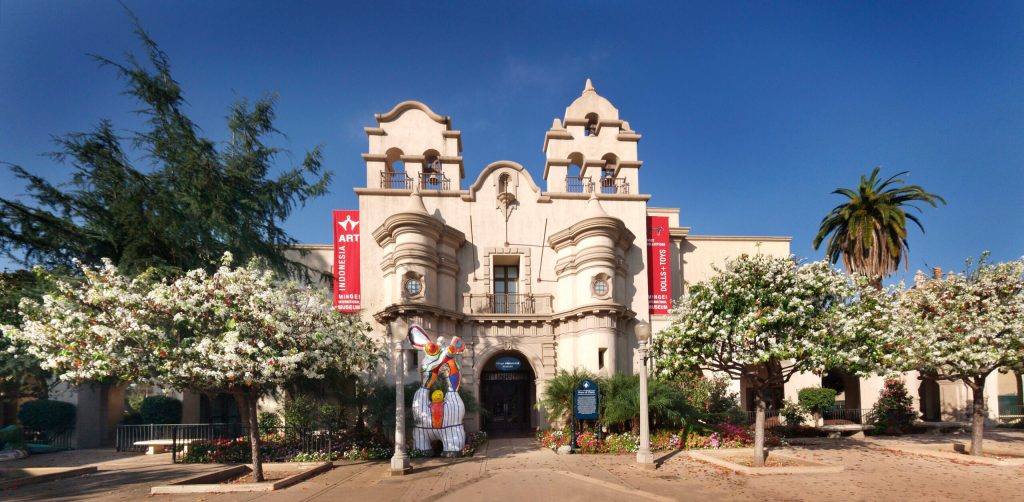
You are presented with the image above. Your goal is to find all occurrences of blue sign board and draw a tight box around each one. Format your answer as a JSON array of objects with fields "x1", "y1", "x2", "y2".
[
  {"x1": 495, "y1": 356, "x2": 522, "y2": 372},
  {"x1": 573, "y1": 379, "x2": 599, "y2": 420}
]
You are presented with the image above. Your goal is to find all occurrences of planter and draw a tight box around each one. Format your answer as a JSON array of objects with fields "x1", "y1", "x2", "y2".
[
  {"x1": 879, "y1": 442, "x2": 1024, "y2": 466},
  {"x1": 150, "y1": 461, "x2": 331, "y2": 494},
  {"x1": 688, "y1": 448, "x2": 843, "y2": 475},
  {"x1": 0, "y1": 466, "x2": 98, "y2": 490}
]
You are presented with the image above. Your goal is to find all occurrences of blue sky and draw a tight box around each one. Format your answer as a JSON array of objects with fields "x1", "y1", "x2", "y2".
[{"x1": 2, "y1": 1, "x2": 1022, "y2": 284}]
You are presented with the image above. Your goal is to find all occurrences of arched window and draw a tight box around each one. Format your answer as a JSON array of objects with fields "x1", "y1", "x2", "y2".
[
  {"x1": 498, "y1": 173, "x2": 511, "y2": 194},
  {"x1": 566, "y1": 152, "x2": 586, "y2": 193},
  {"x1": 384, "y1": 147, "x2": 406, "y2": 189},
  {"x1": 600, "y1": 153, "x2": 619, "y2": 194},
  {"x1": 422, "y1": 149, "x2": 443, "y2": 189},
  {"x1": 584, "y1": 113, "x2": 599, "y2": 137}
]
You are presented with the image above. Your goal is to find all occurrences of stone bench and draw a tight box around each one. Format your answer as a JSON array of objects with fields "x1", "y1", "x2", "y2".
[
  {"x1": 133, "y1": 439, "x2": 196, "y2": 455},
  {"x1": 915, "y1": 421, "x2": 969, "y2": 434},
  {"x1": 819, "y1": 424, "x2": 872, "y2": 438}
]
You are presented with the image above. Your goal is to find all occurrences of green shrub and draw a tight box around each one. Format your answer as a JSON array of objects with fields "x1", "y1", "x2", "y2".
[
  {"x1": 121, "y1": 411, "x2": 144, "y2": 425},
  {"x1": 797, "y1": 387, "x2": 837, "y2": 414},
  {"x1": 139, "y1": 395, "x2": 183, "y2": 424},
  {"x1": 536, "y1": 368, "x2": 597, "y2": 425},
  {"x1": 867, "y1": 378, "x2": 917, "y2": 434},
  {"x1": 599, "y1": 373, "x2": 693, "y2": 433},
  {"x1": 318, "y1": 402, "x2": 346, "y2": 430},
  {"x1": 258, "y1": 412, "x2": 281, "y2": 435},
  {"x1": 0, "y1": 424, "x2": 26, "y2": 449},
  {"x1": 669, "y1": 371, "x2": 746, "y2": 426},
  {"x1": 127, "y1": 393, "x2": 146, "y2": 414},
  {"x1": 780, "y1": 399, "x2": 805, "y2": 427},
  {"x1": 282, "y1": 395, "x2": 319, "y2": 434},
  {"x1": 18, "y1": 399, "x2": 76, "y2": 431}
]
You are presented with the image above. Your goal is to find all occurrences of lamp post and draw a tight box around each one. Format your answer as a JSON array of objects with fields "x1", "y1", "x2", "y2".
[
  {"x1": 389, "y1": 319, "x2": 411, "y2": 475},
  {"x1": 635, "y1": 320, "x2": 655, "y2": 468}
]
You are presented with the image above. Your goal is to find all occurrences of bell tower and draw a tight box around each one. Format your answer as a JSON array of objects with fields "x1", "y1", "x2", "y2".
[
  {"x1": 542, "y1": 80, "x2": 642, "y2": 194},
  {"x1": 363, "y1": 101, "x2": 464, "y2": 191}
]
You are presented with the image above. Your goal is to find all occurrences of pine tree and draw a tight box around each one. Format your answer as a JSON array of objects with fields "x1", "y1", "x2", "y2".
[{"x1": 0, "y1": 12, "x2": 330, "y2": 280}]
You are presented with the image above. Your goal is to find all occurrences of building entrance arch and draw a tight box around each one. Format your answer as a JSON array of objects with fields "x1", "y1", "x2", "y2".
[{"x1": 479, "y1": 350, "x2": 536, "y2": 436}]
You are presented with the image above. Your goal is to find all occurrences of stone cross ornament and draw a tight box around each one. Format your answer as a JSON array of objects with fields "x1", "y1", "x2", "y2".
[{"x1": 407, "y1": 324, "x2": 467, "y2": 456}]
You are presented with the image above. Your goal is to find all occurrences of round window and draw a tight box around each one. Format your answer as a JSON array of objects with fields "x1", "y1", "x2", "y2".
[
  {"x1": 593, "y1": 278, "x2": 609, "y2": 296},
  {"x1": 404, "y1": 277, "x2": 422, "y2": 296}
]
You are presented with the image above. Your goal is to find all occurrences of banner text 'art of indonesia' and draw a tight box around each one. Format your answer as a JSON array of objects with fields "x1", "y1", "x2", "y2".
[
  {"x1": 646, "y1": 216, "x2": 671, "y2": 315},
  {"x1": 333, "y1": 210, "x2": 361, "y2": 312}
]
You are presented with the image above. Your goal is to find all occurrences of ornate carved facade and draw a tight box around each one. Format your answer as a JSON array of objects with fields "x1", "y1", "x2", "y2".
[{"x1": 296, "y1": 81, "x2": 792, "y2": 432}]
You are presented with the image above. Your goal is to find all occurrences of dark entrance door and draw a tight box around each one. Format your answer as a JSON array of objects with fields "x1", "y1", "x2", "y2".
[{"x1": 482, "y1": 370, "x2": 532, "y2": 434}]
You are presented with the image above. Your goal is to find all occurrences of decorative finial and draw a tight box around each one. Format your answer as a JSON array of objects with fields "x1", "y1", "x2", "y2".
[
  {"x1": 583, "y1": 185, "x2": 608, "y2": 218},
  {"x1": 583, "y1": 79, "x2": 595, "y2": 94},
  {"x1": 407, "y1": 181, "x2": 428, "y2": 214},
  {"x1": 551, "y1": 118, "x2": 563, "y2": 129}
]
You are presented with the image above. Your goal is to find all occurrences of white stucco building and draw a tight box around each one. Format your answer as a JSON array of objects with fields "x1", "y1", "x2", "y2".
[{"x1": 294, "y1": 81, "x2": 794, "y2": 433}]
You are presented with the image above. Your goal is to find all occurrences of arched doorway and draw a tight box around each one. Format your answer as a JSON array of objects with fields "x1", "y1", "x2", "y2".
[
  {"x1": 479, "y1": 351, "x2": 536, "y2": 436},
  {"x1": 822, "y1": 369, "x2": 861, "y2": 423},
  {"x1": 919, "y1": 373, "x2": 941, "y2": 421}
]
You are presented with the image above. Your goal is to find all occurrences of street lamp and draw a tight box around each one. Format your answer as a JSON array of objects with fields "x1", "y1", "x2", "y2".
[
  {"x1": 390, "y1": 319, "x2": 411, "y2": 475},
  {"x1": 635, "y1": 320, "x2": 655, "y2": 468}
]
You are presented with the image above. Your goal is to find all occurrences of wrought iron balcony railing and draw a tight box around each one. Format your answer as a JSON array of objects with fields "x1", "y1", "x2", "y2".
[
  {"x1": 418, "y1": 172, "x2": 451, "y2": 190},
  {"x1": 598, "y1": 177, "x2": 629, "y2": 194},
  {"x1": 565, "y1": 176, "x2": 593, "y2": 193},
  {"x1": 464, "y1": 293, "x2": 553, "y2": 315},
  {"x1": 380, "y1": 171, "x2": 413, "y2": 189}
]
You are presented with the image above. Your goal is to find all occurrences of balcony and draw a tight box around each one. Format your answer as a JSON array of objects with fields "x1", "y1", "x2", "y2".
[
  {"x1": 464, "y1": 293, "x2": 553, "y2": 315},
  {"x1": 418, "y1": 172, "x2": 451, "y2": 190},
  {"x1": 598, "y1": 177, "x2": 629, "y2": 194},
  {"x1": 380, "y1": 171, "x2": 412, "y2": 189},
  {"x1": 565, "y1": 176, "x2": 593, "y2": 193}
]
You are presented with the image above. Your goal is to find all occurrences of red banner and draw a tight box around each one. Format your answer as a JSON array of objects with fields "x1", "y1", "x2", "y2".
[
  {"x1": 646, "y1": 216, "x2": 671, "y2": 315},
  {"x1": 333, "y1": 210, "x2": 361, "y2": 312}
]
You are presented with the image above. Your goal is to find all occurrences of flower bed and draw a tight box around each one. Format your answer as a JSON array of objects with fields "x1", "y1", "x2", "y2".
[
  {"x1": 182, "y1": 430, "x2": 489, "y2": 463},
  {"x1": 537, "y1": 424, "x2": 781, "y2": 454}
]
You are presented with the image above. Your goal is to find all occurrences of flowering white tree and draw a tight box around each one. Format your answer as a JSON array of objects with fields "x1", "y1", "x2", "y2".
[
  {"x1": 5, "y1": 255, "x2": 380, "y2": 481},
  {"x1": 893, "y1": 256, "x2": 1024, "y2": 456},
  {"x1": 148, "y1": 255, "x2": 380, "y2": 480},
  {"x1": 3, "y1": 260, "x2": 164, "y2": 384},
  {"x1": 653, "y1": 254, "x2": 866, "y2": 467}
]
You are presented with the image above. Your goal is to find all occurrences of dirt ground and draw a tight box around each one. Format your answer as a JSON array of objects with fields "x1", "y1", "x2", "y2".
[{"x1": 3, "y1": 430, "x2": 1023, "y2": 501}]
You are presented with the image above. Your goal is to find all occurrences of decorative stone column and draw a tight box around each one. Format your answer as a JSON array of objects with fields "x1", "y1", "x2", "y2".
[{"x1": 390, "y1": 319, "x2": 411, "y2": 475}]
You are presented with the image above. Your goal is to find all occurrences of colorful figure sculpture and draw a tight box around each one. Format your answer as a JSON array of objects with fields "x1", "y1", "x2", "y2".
[{"x1": 408, "y1": 324, "x2": 466, "y2": 456}]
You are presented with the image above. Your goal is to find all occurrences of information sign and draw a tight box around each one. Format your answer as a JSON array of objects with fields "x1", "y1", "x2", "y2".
[{"x1": 573, "y1": 379, "x2": 599, "y2": 420}]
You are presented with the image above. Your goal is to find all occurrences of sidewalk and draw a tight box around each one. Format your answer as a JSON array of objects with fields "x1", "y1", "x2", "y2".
[
  {"x1": 4, "y1": 450, "x2": 224, "y2": 501},
  {"x1": 5, "y1": 432, "x2": 1024, "y2": 501}
]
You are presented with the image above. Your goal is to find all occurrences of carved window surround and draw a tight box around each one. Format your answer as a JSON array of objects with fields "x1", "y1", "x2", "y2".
[{"x1": 481, "y1": 247, "x2": 532, "y2": 295}]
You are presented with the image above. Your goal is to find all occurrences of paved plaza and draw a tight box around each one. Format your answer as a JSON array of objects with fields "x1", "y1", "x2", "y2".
[{"x1": 5, "y1": 432, "x2": 1024, "y2": 501}]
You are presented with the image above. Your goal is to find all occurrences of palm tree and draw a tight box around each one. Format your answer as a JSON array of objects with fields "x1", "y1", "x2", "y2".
[
  {"x1": 599, "y1": 373, "x2": 693, "y2": 433},
  {"x1": 536, "y1": 368, "x2": 596, "y2": 426},
  {"x1": 813, "y1": 167, "x2": 945, "y2": 284}
]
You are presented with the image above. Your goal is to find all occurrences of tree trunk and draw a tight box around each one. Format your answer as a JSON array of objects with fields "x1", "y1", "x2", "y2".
[
  {"x1": 243, "y1": 391, "x2": 264, "y2": 482},
  {"x1": 753, "y1": 392, "x2": 766, "y2": 468},
  {"x1": 969, "y1": 378, "x2": 986, "y2": 456}
]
